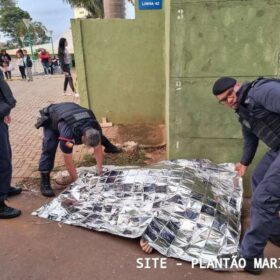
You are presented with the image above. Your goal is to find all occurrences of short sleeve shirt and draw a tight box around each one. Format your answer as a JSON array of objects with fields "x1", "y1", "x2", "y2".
[
  {"x1": 57, "y1": 120, "x2": 103, "y2": 154},
  {"x1": 57, "y1": 121, "x2": 75, "y2": 154}
]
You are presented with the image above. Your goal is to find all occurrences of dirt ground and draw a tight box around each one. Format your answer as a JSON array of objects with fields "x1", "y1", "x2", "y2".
[{"x1": 1, "y1": 77, "x2": 279, "y2": 280}]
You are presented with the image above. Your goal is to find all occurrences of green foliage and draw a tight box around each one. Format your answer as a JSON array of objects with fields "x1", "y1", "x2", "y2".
[
  {"x1": 63, "y1": 0, "x2": 104, "y2": 18},
  {"x1": 29, "y1": 21, "x2": 49, "y2": 45},
  {"x1": 0, "y1": 0, "x2": 16, "y2": 8},
  {"x1": 0, "y1": 6, "x2": 30, "y2": 45},
  {"x1": 0, "y1": 6, "x2": 49, "y2": 46},
  {"x1": 0, "y1": 7, "x2": 30, "y2": 36}
]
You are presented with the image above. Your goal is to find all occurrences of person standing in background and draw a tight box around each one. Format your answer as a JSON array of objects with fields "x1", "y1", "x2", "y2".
[
  {"x1": 0, "y1": 49, "x2": 12, "y2": 80},
  {"x1": 58, "y1": 38, "x2": 78, "y2": 97},
  {"x1": 39, "y1": 49, "x2": 50, "y2": 75},
  {"x1": 51, "y1": 56, "x2": 59, "y2": 74},
  {"x1": 16, "y1": 49, "x2": 26, "y2": 80},
  {"x1": 23, "y1": 50, "x2": 33, "y2": 82}
]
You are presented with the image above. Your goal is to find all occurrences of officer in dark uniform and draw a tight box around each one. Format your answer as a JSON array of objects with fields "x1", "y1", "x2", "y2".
[
  {"x1": 36, "y1": 102, "x2": 120, "y2": 197},
  {"x1": 212, "y1": 77, "x2": 280, "y2": 274},
  {"x1": 0, "y1": 78, "x2": 22, "y2": 219},
  {"x1": 0, "y1": 68, "x2": 4, "y2": 80}
]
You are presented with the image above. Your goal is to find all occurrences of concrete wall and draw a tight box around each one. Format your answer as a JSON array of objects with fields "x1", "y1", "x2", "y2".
[
  {"x1": 71, "y1": 2, "x2": 166, "y2": 124},
  {"x1": 168, "y1": 0, "x2": 280, "y2": 195}
]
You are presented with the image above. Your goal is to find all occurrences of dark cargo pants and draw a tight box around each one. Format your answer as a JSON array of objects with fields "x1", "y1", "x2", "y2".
[
  {"x1": 241, "y1": 149, "x2": 280, "y2": 258},
  {"x1": 38, "y1": 127, "x2": 59, "y2": 172},
  {"x1": 0, "y1": 122, "x2": 12, "y2": 202}
]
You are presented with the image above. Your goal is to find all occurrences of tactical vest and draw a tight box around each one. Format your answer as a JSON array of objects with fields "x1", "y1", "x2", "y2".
[
  {"x1": 236, "y1": 78, "x2": 280, "y2": 149},
  {"x1": 47, "y1": 102, "x2": 100, "y2": 144}
]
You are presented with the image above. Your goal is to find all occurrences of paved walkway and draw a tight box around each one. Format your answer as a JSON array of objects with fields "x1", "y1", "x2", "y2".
[{"x1": 7, "y1": 75, "x2": 91, "y2": 180}]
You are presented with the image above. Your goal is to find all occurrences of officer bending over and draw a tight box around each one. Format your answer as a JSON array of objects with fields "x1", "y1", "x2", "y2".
[
  {"x1": 36, "y1": 102, "x2": 120, "y2": 197},
  {"x1": 212, "y1": 77, "x2": 280, "y2": 274},
  {"x1": 0, "y1": 79, "x2": 22, "y2": 219}
]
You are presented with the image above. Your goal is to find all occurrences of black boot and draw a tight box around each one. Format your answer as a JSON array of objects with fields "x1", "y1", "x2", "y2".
[
  {"x1": 40, "y1": 172, "x2": 55, "y2": 197},
  {"x1": 8, "y1": 186, "x2": 22, "y2": 197},
  {"x1": 269, "y1": 237, "x2": 280, "y2": 247},
  {"x1": 244, "y1": 257, "x2": 262, "y2": 275},
  {"x1": 0, "y1": 201, "x2": 21, "y2": 219},
  {"x1": 102, "y1": 135, "x2": 122, "y2": 154}
]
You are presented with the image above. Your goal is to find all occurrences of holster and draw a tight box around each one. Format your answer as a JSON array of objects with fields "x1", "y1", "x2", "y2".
[{"x1": 35, "y1": 107, "x2": 51, "y2": 129}]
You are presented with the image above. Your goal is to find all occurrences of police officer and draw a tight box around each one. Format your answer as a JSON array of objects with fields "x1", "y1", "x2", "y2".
[
  {"x1": 212, "y1": 77, "x2": 280, "y2": 274},
  {"x1": 0, "y1": 68, "x2": 4, "y2": 80},
  {"x1": 0, "y1": 78, "x2": 22, "y2": 219},
  {"x1": 37, "y1": 102, "x2": 120, "y2": 197}
]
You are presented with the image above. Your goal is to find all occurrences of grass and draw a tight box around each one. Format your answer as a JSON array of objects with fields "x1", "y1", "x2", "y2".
[
  {"x1": 33, "y1": 148, "x2": 150, "y2": 175},
  {"x1": 76, "y1": 148, "x2": 148, "y2": 167}
]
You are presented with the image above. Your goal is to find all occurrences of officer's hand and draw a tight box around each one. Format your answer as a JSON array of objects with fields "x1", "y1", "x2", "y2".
[
  {"x1": 4, "y1": 115, "x2": 11, "y2": 124},
  {"x1": 55, "y1": 174, "x2": 77, "y2": 185},
  {"x1": 235, "y1": 162, "x2": 247, "y2": 177}
]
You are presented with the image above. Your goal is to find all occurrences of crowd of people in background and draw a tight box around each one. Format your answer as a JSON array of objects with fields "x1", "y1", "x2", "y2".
[
  {"x1": 0, "y1": 49, "x2": 12, "y2": 80},
  {"x1": 15, "y1": 49, "x2": 26, "y2": 80},
  {"x1": 0, "y1": 48, "x2": 63, "y2": 81},
  {"x1": 0, "y1": 38, "x2": 78, "y2": 98}
]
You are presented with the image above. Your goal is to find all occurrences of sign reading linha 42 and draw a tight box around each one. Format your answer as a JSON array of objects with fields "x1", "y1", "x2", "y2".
[{"x1": 139, "y1": 0, "x2": 162, "y2": 10}]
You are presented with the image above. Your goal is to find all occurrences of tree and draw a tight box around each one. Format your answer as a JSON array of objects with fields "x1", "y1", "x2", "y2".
[
  {"x1": 0, "y1": 0, "x2": 16, "y2": 8},
  {"x1": 29, "y1": 22, "x2": 49, "y2": 45},
  {"x1": 103, "y1": 0, "x2": 125, "y2": 19},
  {"x1": 0, "y1": 6, "x2": 49, "y2": 46},
  {"x1": 0, "y1": 6, "x2": 30, "y2": 45}
]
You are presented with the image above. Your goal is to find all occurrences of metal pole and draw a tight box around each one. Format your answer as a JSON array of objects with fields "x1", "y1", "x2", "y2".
[
  {"x1": 28, "y1": 31, "x2": 35, "y2": 60},
  {"x1": 48, "y1": 31, "x2": 54, "y2": 56},
  {"x1": 51, "y1": 37, "x2": 54, "y2": 56}
]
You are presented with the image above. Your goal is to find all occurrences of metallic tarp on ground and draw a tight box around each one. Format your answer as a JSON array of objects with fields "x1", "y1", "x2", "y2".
[{"x1": 33, "y1": 159, "x2": 243, "y2": 264}]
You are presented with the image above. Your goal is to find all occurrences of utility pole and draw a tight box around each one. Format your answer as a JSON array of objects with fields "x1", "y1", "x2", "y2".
[{"x1": 22, "y1": 18, "x2": 35, "y2": 60}]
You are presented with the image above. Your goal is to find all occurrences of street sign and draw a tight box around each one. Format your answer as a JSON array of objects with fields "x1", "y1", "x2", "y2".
[{"x1": 139, "y1": 0, "x2": 162, "y2": 10}]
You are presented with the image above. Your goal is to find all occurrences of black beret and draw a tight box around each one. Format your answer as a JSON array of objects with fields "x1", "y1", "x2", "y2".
[{"x1": 212, "y1": 77, "x2": 237, "y2": 96}]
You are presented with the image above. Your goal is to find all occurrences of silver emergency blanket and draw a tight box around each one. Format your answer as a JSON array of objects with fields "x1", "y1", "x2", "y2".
[{"x1": 33, "y1": 159, "x2": 243, "y2": 264}]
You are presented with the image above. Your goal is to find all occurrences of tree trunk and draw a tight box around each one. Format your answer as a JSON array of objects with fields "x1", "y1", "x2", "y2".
[{"x1": 103, "y1": 0, "x2": 125, "y2": 19}]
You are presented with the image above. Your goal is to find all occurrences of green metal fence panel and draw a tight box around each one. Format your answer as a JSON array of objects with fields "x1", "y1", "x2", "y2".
[{"x1": 168, "y1": 0, "x2": 280, "y2": 195}]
